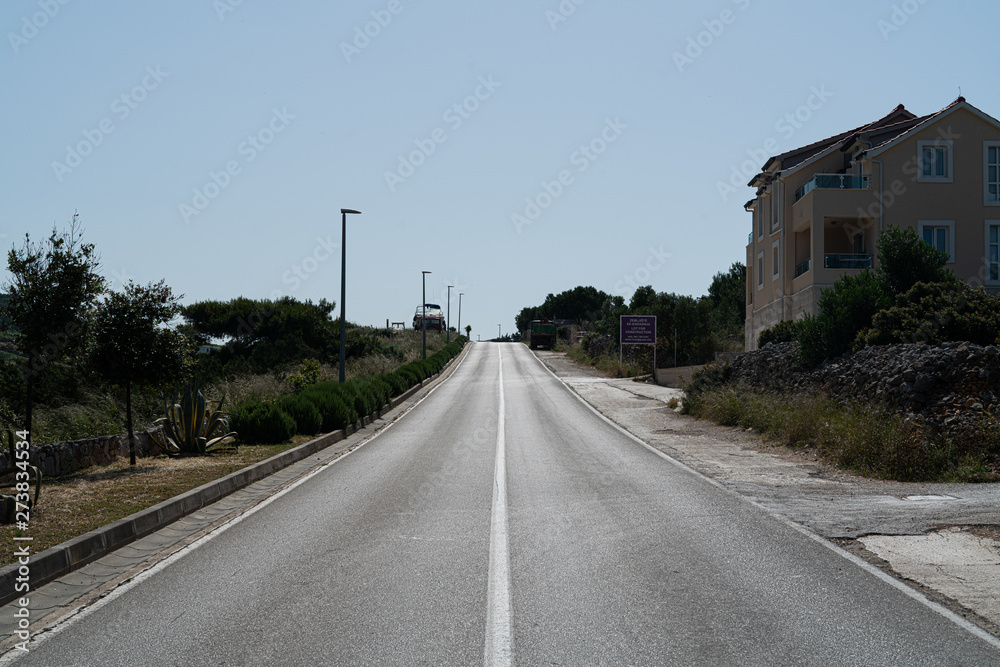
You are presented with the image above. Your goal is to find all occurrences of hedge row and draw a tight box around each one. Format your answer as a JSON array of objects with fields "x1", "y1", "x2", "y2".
[{"x1": 230, "y1": 338, "x2": 467, "y2": 444}]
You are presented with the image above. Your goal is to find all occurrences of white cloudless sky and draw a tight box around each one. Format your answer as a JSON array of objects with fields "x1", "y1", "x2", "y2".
[{"x1": 1, "y1": 0, "x2": 994, "y2": 338}]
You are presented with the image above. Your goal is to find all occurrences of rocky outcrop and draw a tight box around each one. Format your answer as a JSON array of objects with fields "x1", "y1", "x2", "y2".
[{"x1": 725, "y1": 341, "x2": 1000, "y2": 433}]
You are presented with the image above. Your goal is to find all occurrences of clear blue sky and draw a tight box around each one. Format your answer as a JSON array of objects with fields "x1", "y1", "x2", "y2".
[{"x1": 2, "y1": 1, "x2": 994, "y2": 338}]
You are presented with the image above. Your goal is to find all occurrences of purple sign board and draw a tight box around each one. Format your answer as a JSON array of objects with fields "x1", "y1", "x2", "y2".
[{"x1": 620, "y1": 315, "x2": 656, "y2": 345}]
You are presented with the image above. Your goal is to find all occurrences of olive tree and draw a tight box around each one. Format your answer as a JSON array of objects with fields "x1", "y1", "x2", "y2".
[{"x1": 90, "y1": 280, "x2": 190, "y2": 465}]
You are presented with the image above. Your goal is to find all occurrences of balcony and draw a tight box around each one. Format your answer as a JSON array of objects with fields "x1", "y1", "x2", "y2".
[
  {"x1": 794, "y1": 174, "x2": 870, "y2": 203},
  {"x1": 824, "y1": 253, "x2": 872, "y2": 270},
  {"x1": 794, "y1": 258, "x2": 811, "y2": 278}
]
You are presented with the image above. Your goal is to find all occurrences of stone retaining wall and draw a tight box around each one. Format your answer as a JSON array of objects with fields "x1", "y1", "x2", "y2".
[
  {"x1": 0, "y1": 427, "x2": 164, "y2": 479},
  {"x1": 724, "y1": 341, "x2": 1000, "y2": 433}
]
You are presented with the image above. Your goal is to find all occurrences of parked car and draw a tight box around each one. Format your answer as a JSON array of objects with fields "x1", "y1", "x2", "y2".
[{"x1": 413, "y1": 304, "x2": 445, "y2": 331}]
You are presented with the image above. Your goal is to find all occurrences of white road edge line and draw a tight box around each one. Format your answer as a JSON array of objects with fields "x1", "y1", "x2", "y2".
[
  {"x1": 0, "y1": 347, "x2": 474, "y2": 665},
  {"x1": 484, "y1": 344, "x2": 513, "y2": 667},
  {"x1": 526, "y1": 347, "x2": 1000, "y2": 653}
]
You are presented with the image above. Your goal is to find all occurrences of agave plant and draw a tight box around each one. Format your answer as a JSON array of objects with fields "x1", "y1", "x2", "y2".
[{"x1": 148, "y1": 381, "x2": 238, "y2": 457}]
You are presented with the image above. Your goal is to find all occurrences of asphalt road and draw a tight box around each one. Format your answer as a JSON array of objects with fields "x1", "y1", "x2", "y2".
[{"x1": 12, "y1": 343, "x2": 1000, "y2": 665}]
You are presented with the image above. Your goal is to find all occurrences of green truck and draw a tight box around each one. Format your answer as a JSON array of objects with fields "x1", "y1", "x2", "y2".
[{"x1": 529, "y1": 319, "x2": 557, "y2": 350}]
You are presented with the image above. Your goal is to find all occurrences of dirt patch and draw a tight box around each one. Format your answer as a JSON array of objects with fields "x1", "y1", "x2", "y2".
[{"x1": 0, "y1": 441, "x2": 301, "y2": 567}]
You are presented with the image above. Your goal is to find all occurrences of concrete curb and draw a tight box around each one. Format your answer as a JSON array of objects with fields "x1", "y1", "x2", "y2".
[{"x1": 0, "y1": 344, "x2": 468, "y2": 607}]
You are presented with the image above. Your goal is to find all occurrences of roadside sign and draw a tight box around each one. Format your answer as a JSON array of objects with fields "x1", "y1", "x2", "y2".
[
  {"x1": 620, "y1": 315, "x2": 656, "y2": 345},
  {"x1": 620, "y1": 315, "x2": 657, "y2": 377}
]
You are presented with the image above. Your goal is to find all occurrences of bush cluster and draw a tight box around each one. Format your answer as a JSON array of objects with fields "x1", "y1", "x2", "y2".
[
  {"x1": 230, "y1": 403, "x2": 296, "y2": 445},
  {"x1": 231, "y1": 338, "x2": 467, "y2": 444},
  {"x1": 856, "y1": 281, "x2": 1000, "y2": 348},
  {"x1": 683, "y1": 384, "x2": 996, "y2": 482},
  {"x1": 755, "y1": 226, "x2": 975, "y2": 368}
]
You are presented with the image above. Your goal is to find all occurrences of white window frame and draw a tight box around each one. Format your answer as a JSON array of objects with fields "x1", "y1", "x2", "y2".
[
  {"x1": 757, "y1": 252, "x2": 764, "y2": 290},
  {"x1": 771, "y1": 240, "x2": 780, "y2": 279},
  {"x1": 770, "y1": 186, "x2": 780, "y2": 233},
  {"x1": 917, "y1": 220, "x2": 955, "y2": 263},
  {"x1": 984, "y1": 142, "x2": 1000, "y2": 206},
  {"x1": 917, "y1": 140, "x2": 953, "y2": 183},
  {"x1": 986, "y1": 220, "x2": 1000, "y2": 285}
]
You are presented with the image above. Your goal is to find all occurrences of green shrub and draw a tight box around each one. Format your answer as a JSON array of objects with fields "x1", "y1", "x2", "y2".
[
  {"x1": 877, "y1": 226, "x2": 957, "y2": 297},
  {"x1": 856, "y1": 281, "x2": 1000, "y2": 347},
  {"x1": 300, "y1": 389, "x2": 357, "y2": 432},
  {"x1": 365, "y1": 376, "x2": 393, "y2": 408},
  {"x1": 287, "y1": 358, "x2": 322, "y2": 394},
  {"x1": 797, "y1": 271, "x2": 890, "y2": 368},
  {"x1": 681, "y1": 361, "x2": 733, "y2": 414},
  {"x1": 757, "y1": 319, "x2": 802, "y2": 347},
  {"x1": 277, "y1": 395, "x2": 323, "y2": 435},
  {"x1": 394, "y1": 366, "x2": 419, "y2": 388},
  {"x1": 231, "y1": 402, "x2": 296, "y2": 445},
  {"x1": 384, "y1": 372, "x2": 410, "y2": 396}
]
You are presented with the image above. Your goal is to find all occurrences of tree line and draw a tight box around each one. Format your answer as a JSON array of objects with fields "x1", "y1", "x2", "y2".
[
  {"x1": 0, "y1": 214, "x2": 384, "y2": 455},
  {"x1": 515, "y1": 263, "x2": 746, "y2": 367}
]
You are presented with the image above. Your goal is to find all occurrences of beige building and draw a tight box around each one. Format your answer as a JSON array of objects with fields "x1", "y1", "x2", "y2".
[{"x1": 745, "y1": 97, "x2": 1000, "y2": 351}]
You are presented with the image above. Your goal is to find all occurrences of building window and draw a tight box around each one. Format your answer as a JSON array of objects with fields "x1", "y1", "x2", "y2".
[
  {"x1": 917, "y1": 140, "x2": 953, "y2": 183},
  {"x1": 771, "y1": 241, "x2": 780, "y2": 279},
  {"x1": 757, "y1": 205, "x2": 764, "y2": 239},
  {"x1": 757, "y1": 252, "x2": 764, "y2": 289},
  {"x1": 985, "y1": 142, "x2": 1000, "y2": 205},
  {"x1": 918, "y1": 220, "x2": 955, "y2": 262},
  {"x1": 770, "y1": 190, "x2": 779, "y2": 231},
  {"x1": 987, "y1": 221, "x2": 1000, "y2": 284}
]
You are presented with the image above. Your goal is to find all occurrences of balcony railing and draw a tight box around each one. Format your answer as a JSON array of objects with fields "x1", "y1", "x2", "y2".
[
  {"x1": 794, "y1": 258, "x2": 811, "y2": 278},
  {"x1": 824, "y1": 253, "x2": 872, "y2": 270},
  {"x1": 794, "y1": 174, "x2": 871, "y2": 203}
]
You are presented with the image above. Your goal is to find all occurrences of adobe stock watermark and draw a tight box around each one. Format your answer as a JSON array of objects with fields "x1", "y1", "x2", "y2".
[
  {"x1": 545, "y1": 0, "x2": 588, "y2": 31},
  {"x1": 281, "y1": 234, "x2": 340, "y2": 291},
  {"x1": 213, "y1": 0, "x2": 244, "y2": 21},
  {"x1": 614, "y1": 246, "x2": 672, "y2": 295},
  {"x1": 672, "y1": 0, "x2": 751, "y2": 73},
  {"x1": 340, "y1": 0, "x2": 409, "y2": 63},
  {"x1": 845, "y1": 124, "x2": 960, "y2": 240},
  {"x1": 7, "y1": 0, "x2": 71, "y2": 54},
  {"x1": 384, "y1": 75, "x2": 502, "y2": 193},
  {"x1": 178, "y1": 107, "x2": 295, "y2": 224},
  {"x1": 109, "y1": 266, "x2": 136, "y2": 289},
  {"x1": 878, "y1": 0, "x2": 930, "y2": 41},
  {"x1": 511, "y1": 117, "x2": 627, "y2": 233},
  {"x1": 51, "y1": 66, "x2": 169, "y2": 183},
  {"x1": 716, "y1": 85, "x2": 833, "y2": 202}
]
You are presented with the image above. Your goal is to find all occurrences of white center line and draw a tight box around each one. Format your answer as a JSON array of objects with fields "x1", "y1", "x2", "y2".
[{"x1": 484, "y1": 344, "x2": 513, "y2": 666}]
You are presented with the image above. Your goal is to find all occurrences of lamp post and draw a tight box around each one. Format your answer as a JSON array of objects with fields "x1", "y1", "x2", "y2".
[
  {"x1": 446, "y1": 285, "x2": 454, "y2": 343},
  {"x1": 457, "y1": 293, "x2": 463, "y2": 340},
  {"x1": 339, "y1": 208, "x2": 361, "y2": 383},
  {"x1": 497, "y1": 324, "x2": 501, "y2": 340},
  {"x1": 422, "y1": 270, "x2": 431, "y2": 359}
]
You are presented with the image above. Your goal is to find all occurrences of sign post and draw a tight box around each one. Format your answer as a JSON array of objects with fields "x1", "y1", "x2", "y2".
[{"x1": 620, "y1": 315, "x2": 657, "y2": 378}]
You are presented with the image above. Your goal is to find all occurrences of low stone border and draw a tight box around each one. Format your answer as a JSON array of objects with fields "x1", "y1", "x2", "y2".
[{"x1": 0, "y1": 346, "x2": 467, "y2": 606}]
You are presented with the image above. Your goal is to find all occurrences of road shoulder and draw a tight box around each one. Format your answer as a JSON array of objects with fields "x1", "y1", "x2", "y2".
[{"x1": 533, "y1": 349, "x2": 1000, "y2": 638}]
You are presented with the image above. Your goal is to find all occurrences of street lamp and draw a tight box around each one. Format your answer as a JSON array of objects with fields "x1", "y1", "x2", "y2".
[
  {"x1": 446, "y1": 285, "x2": 454, "y2": 343},
  {"x1": 339, "y1": 208, "x2": 361, "y2": 383},
  {"x1": 457, "y1": 293, "x2": 463, "y2": 340},
  {"x1": 422, "y1": 270, "x2": 431, "y2": 359}
]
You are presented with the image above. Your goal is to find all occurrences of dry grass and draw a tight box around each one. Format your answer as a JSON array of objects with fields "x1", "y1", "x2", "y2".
[{"x1": 0, "y1": 439, "x2": 305, "y2": 568}]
